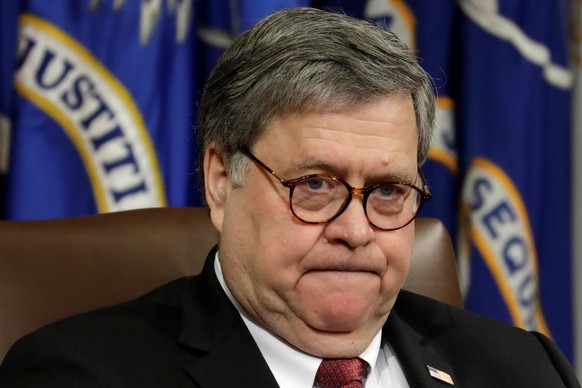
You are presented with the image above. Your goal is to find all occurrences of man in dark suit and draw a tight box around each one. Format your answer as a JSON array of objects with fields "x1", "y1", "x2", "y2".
[{"x1": 0, "y1": 7, "x2": 579, "y2": 387}]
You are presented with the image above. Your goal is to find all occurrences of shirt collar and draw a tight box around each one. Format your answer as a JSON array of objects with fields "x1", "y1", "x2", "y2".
[{"x1": 214, "y1": 252, "x2": 382, "y2": 388}]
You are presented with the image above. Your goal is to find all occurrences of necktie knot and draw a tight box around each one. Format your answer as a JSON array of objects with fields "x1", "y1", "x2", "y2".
[{"x1": 315, "y1": 358, "x2": 366, "y2": 388}]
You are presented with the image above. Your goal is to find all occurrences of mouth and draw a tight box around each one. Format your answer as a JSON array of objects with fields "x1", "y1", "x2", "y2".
[
  {"x1": 307, "y1": 268, "x2": 375, "y2": 275},
  {"x1": 304, "y1": 259, "x2": 385, "y2": 276},
  {"x1": 302, "y1": 268, "x2": 384, "y2": 287},
  {"x1": 299, "y1": 248, "x2": 388, "y2": 277}
]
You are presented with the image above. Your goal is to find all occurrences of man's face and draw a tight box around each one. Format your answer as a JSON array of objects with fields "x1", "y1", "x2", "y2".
[{"x1": 205, "y1": 95, "x2": 418, "y2": 357}]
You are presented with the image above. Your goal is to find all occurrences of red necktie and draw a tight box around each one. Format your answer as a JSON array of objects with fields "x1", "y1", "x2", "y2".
[{"x1": 315, "y1": 358, "x2": 366, "y2": 388}]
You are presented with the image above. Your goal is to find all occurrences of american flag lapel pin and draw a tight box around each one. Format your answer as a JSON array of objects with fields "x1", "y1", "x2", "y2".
[{"x1": 427, "y1": 365, "x2": 454, "y2": 385}]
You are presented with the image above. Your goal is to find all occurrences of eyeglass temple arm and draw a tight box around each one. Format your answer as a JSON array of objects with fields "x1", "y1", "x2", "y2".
[
  {"x1": 242, "y1": 149, "x2": 287, "y2": 184},
  {"x1": 418, "y1": 167, "x2": 432, "y2": 199}
]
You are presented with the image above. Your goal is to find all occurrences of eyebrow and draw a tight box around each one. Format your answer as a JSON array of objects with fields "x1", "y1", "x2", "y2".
[
  {"x1": 294, "y1": 157, "x2": 336, "y2": 174},
  {"x1": 293, "y1": 157, "x2": 416, "y2": 184}
]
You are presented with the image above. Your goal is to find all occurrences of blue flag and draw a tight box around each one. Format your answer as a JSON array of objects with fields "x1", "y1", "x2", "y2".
[
  {"x1": 3, "y1": 0, "x2": 200, "y2": 218},
  {"x1": 453, "y1": 0, "x2": 573, "y2": 360}
]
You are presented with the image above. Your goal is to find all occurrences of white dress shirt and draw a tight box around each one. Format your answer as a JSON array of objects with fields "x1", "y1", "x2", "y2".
[{"x1": 215, "y1": 253, "x2": 409, "y2": 387}]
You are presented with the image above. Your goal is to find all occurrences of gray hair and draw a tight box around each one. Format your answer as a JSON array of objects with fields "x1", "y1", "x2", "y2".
[{"x1": 197, "y1": 7, "x2": 435, "y2": 189}]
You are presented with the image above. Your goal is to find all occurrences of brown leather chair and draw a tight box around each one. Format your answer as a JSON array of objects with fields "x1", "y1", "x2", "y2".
[{"x1": 0, "y1": 207, "x2": 461, "y2": 362}]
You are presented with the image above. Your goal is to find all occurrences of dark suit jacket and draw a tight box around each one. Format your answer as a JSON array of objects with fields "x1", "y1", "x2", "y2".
[{"x1": 0, "y1": 249, "x2": 579, "y2": 387}]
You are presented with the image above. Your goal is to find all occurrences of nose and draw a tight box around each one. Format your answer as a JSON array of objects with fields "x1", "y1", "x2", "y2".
[{"x1": 323, "y1": 197, "x2": 375, "y2": 248}]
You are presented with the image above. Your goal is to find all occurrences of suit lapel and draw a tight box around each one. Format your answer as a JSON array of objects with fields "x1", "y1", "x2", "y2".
[
  {"x1": 178, "y1": 248, "x2": 279, "y2": 388},
  {"x1": 385, "y1": 291, "x2": 458, "y2": 387}
]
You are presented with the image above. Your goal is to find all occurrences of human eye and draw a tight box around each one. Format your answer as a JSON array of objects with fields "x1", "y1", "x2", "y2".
[
  {"x1": 298, "y1": 176, "x2": 334, "y2": 193},
  {"x1": 376, "y1": 183, "x2": 405, "y2": 199},
  {"x1": 368, "y1": 182, "x2": 410, "y2": 213},
  {"x1": 292, "y1": 176, "x2": 341, "y2": 212}
]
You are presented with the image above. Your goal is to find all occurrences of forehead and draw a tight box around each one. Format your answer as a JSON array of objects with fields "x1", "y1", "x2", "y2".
[{"x1": 254, "y1": 95, "x2": 418, "y2": 179}]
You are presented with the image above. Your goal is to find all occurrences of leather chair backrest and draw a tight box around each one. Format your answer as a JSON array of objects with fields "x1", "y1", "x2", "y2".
[{"x1": 0, "y1": 207, "x2": 462, "y2": 362}]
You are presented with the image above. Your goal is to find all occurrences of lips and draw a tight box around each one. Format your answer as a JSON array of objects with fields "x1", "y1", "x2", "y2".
[{"x1": 301, "y1": 254, "x2": 386, "y2": 275}]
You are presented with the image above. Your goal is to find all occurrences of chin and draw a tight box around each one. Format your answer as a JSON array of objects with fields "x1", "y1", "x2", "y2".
[
  {"x1": 300, "y1": 293, "x2": 391, "y2": 334},
  {"x1": 312, "y1": 313, "x2": 370, "y2": 333}
]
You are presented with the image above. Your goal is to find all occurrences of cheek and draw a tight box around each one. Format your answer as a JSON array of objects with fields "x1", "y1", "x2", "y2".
[
  {"x1": 221, "y1": 194, "x2": 324, "y2": 296},
  {"x1": 378, "y1": 230, "x2": 414, "y2": 295},
  {"x1": 255, "y1": 228, "x2": 323, "y2": 289}
]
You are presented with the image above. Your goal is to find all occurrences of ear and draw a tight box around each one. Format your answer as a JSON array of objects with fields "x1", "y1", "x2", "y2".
[{"x1": 203, "y1": 144, "x2": 229, "y2": 233}]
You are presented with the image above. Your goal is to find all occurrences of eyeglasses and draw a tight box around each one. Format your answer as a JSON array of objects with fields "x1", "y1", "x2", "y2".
[{"x1": 242, "y1": 149, "x2": 431, "y2": 231}]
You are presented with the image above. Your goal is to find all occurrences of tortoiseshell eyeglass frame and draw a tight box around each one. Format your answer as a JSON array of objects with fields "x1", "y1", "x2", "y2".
[{"x1": 241, "y1": 149, "x2": 432, "y2": 231}]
